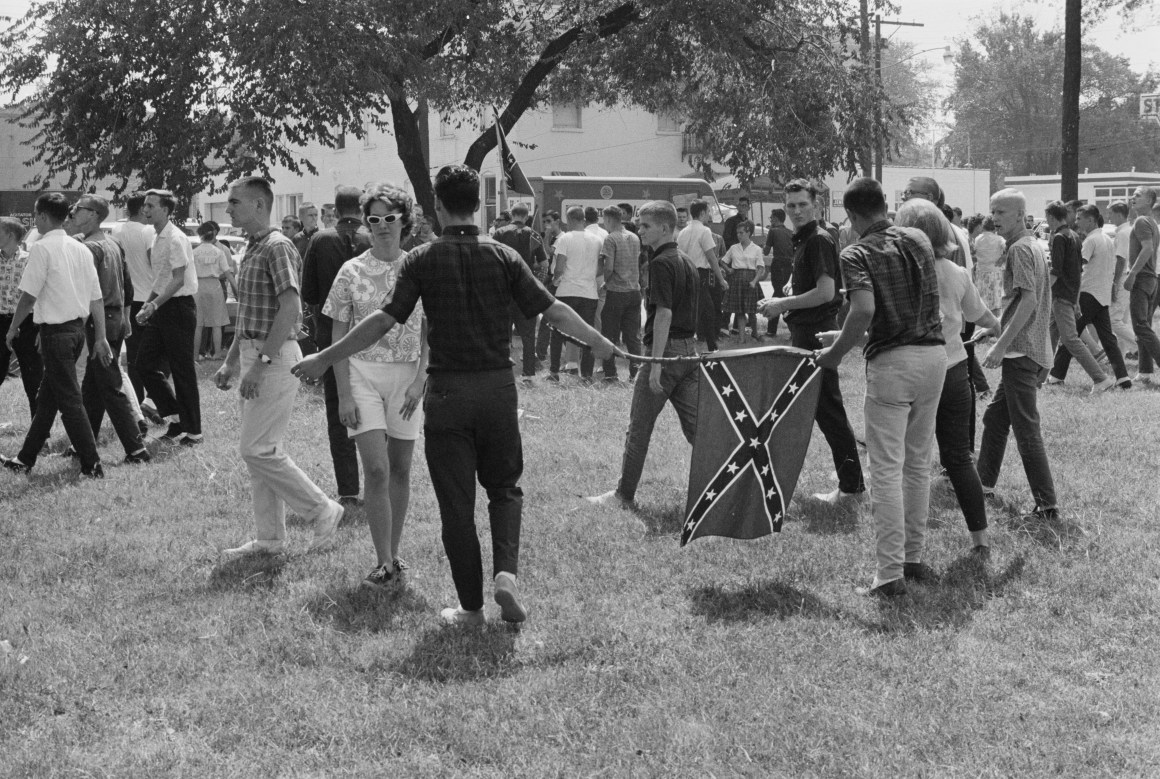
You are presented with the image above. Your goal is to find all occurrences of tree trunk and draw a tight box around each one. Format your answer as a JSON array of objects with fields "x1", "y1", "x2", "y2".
[
  {"x1": 389, "y1": 92, "x2": 439, "y2": 233},
  {"x1": 1060, "y1": 0, "x2": 1081, "y2": 201}
]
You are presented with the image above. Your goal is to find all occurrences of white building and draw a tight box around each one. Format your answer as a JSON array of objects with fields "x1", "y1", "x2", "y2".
[{"x1": 1003, "y1": 171, "x2": 1160, "y2": 214}]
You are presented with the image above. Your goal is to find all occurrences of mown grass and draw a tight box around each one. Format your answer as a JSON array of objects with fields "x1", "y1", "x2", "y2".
[{"x1": 2, "y1": 344, "x2": 1159, "y2": 777}]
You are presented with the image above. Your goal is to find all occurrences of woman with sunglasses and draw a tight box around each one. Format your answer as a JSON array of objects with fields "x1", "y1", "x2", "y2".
[{"x1": 322, "y1": 183, "x2": 428, "y2": 589}]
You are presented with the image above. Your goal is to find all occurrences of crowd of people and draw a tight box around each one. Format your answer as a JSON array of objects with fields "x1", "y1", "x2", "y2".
[{"x1": 2, "y1": 163, "x2": 1159, "y2": 613}]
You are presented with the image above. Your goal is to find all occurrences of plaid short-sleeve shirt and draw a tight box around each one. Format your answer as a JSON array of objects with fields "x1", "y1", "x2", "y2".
[
  {"x1": 1000, "y1": 231, "x2": 1052, "y2": 368},
  {"x1": 235, "y1": 227, "x2": 303, "y2": 341}
]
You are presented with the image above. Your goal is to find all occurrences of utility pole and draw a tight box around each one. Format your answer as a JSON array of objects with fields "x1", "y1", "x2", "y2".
[
  {"x1": 874, "y1": 15, "x2": 924, "y2": 182},
  {"x1": 1060, "y1": 0, "x2": 1081, "y2": 201},
  {"x1": 858, "y1": 0, "x2": 873, "y2": 178}
]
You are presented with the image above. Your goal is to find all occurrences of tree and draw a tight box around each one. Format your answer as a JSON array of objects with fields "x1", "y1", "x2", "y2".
[
  {"x1": 0, "y1": 0, "x2": 918, "y2": 219},
  {"x1": 944, "y1": 13, "x2": 1160, "y2": 191}
]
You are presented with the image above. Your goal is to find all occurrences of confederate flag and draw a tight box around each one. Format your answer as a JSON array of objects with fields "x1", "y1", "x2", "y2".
[{"x1": 681, "y1": 346, "x2": 823, "y2": 546}]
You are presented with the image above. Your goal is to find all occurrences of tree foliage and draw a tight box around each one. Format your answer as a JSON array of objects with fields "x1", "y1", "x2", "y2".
[
  {"x1": 944, "y1": 13, "x2": 1160, "y2": 188},
  {"x1": 0, "y1": 0, "x2": 921, "y2": 214}
]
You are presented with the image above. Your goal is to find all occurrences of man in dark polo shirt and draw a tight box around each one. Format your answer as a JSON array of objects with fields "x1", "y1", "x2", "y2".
[
  {"x1": 1043, "y1": 200, "x2": 1110, "y2": 391},
  {"x1": 290, "y1": 202, "x2": 320, "y2": 258},
  {"x1": 762, "y1": 208, "x2": 793, "y2": 338},
  {"x1": 817, "y1": 178, "x2": 946, "y2": 599},
  {"x1": 588, "y1": 200, "x2": 699, "y2": 509},
  {"x1": 759, "y1": 179, "x2": 865, "y2": 505},
  {"x1": 301, "y1": 185, "x2": 371, "y2": 505},
  {"x1": 294, "y1": 164, "x2": 615, "y2": 627},
  {"x1": 493, "y1": 203, "x2": 547, "y2": 380}
]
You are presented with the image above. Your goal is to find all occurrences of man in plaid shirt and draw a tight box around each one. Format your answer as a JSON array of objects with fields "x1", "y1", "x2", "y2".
[{"x1": 215, "y1": 177, "x2": 345, "y2": 559}]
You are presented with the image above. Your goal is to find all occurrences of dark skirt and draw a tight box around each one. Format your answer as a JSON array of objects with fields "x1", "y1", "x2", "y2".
[{"x1": 726, "y1": 268, "x2": 759, "y2": 314}]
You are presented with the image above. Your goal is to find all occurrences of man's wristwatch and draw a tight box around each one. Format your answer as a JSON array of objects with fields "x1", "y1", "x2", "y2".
[{"x1": 258, "y1": 353, "x2": 273, "y2": 365}]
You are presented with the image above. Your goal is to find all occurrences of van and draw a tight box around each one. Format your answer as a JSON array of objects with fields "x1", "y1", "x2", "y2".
[{"x1": 516, "y1": 176, "x2": 727, "y2": 234}]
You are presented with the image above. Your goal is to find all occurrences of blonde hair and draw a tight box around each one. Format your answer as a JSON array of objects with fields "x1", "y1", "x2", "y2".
[{"x1": 896, "y1": 199, "x2": 958, "y2": 260}]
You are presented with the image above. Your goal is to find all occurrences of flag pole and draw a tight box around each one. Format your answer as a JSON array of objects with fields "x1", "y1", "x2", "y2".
[{"x1": 494, "y1": 109, "x2": 506, "y2": 228}]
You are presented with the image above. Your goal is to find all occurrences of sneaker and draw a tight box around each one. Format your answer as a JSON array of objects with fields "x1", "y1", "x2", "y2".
[
  {"x1": 494, "y1": 572, "x2": 527, "y2": 623},
  {"x1": 392, "y1": 557, "x2": 409, "y2": 575},
  {"x1": 1116, "y1": 377, "x2": 1132, "y2": 390},
  {"x1": 222, "y1": 539, "x2": 285, "y2": 558},
  {"x1": 124, "y1": 448, "x2": 152, "y2": 464},
  {"x1": 812, "y1": 488, "x2": 866, "y2": 506},
  {"x1": 903, "y1": 561, "x2": 940, "y2": 585},
  {"x1": 179, "y1": 433, "x2": 203, "y2": 446},
  {"x1": 308, "y1": 500, "x2": 344, "y2": 552},
  {"x1": 1044, "y1": 375, "x2": 1063, "y2": 386},
  {"x1": 359, "y1": 563, "x2": 394, "y2": 590},
  {"x1": 1090, "y1": 377, "x2": 1115, "y2": 394},
  {"x1": 1, "y1": 454, "x2": 30, "y2": 474},
  {"x1": 1133, "y1": 373, "x2": 1155, "y2": 385},
  {"x1": 160, "y1": 423, "x2": 185, "y2": 443},
  {"x1": 585, "y1": 489, "x2": 634, "y2": 508},
  {"x1": 856, "y1": 579, "x2": 908, "y2": 599},
  {"x1": 440, "y1": 605, "x2": 486, "y2": 626}
]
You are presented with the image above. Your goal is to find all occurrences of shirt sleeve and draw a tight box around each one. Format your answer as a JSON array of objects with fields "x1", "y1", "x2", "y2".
[
  {"x1": 600, "y1": 235, "x2": 615, "y2": 261},
  {"x1": 649, "y1": 256, "x2": 677, "y2": 310},
  {"x1": 381, "y1": 254, "x2": 421, "y2": 323},
  {"x1": 839, "y1": 246, "x2": 872, "y2": 296},
  {"x1": 322, "y1": 262, "x2": 354, "y2": 322},
  {"x1": 17, "y1": 246, "x2": 47, "y2": 297},
  {"x1": 554, "y1": 233, "x2": 570, "y2": 260},
  {"x1": 1009, "y1": 243, "x2": 1037, "y2": 292},
  {"x1": 266, "y1": 241, "x2": 300, "y2": 297},
  {"x1": 170, "y1": 232, "x2": 192, "y2": 270},
  {"x1": 699, "y1": 228, "x2": 716, "y2": 254},
  {"x1": 83, "y1": 246, "x2": 101, "y2": 301},
  {"x1": 510, "y1": 254, "x2": 555, "y2": 319},
  {"x1": 806, "y1": 235, "x2": 838, "y2": 283}
]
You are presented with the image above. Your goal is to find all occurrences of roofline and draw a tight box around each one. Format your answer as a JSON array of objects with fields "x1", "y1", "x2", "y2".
[{"x1": 529, "y1": 176, "x2": 712, "y2": 185}]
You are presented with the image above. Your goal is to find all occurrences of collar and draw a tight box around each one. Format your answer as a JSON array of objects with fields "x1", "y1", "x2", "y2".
[
  {"x1": 1005, "y1": 228, "x2": 1033, "y2": 248},
  {"x1": 859, "y1": 219, "x2": 893, "y2": 238},
  {"x1": 1051, "y1": 223, "x2": 1068, "y2": 235},
  {"x1": 444, "y1": 225, "x2": 480, "y2": 236},
  {"x1": 652, "y1": 241, "x2": 678, "y2": 255},
  {"x1": 792, "y1": 220, "x2": 818, "y2": 241},
  {"x1": 336, "y1": 217, "x2": 361, "y2": 227},
  {"x1": 247, "y1": 227, "x2": 277, "y2": 245}
]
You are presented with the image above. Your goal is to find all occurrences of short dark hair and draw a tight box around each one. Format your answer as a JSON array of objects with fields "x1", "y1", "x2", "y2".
[
  {"x1": 565, "y1": 206, "x2": 585, "y2": 223},
  {"x1": 197, "y1": 221, "x2": 218, "y2": 239},
  {"x1": 283, "y1": 216, "x2": 303, "y2": 232},
  {"x1": 738, "y1": 196, "x2": 750, "y2": 205},
  {"x1": 983, "y1": 216, "x2": 997, "y2": 231},
  {"x1": 842, "y1": 178, "x2": 888, "y2": 219},
  {"x1": 770, "y1": 208, "x2": 786, "y2": 221},
  {"x1": 737, "y1": 219, "x2": 755, "y2": 234},
  {"x1": 334, "y1": 185, "x2": 363, "y2": 217},
  {"x1": 784, "y1": 179, "x2": 817, "y2": 201},
  {"x1": 498, "y1": 210, "x2": 512, "y2": 221},
  {"x1": 676, "y1": 206, "x2": 689, "y2": 214},
  {"x1": 940, "y1": 204, "x2": 956, "y2": 223},
  {"x1": 231, "y1": 177, "x2": 274, "y2": 211},
  {"x1": 511, "y1": 203, "x2": 530, "y2": 219},
  {"x1": 126, "y1": 192, "x2": 146, "y2": 217},
  {"x1": 361, "y1": 182, "x2": 414, "y2": 237},
  {"x1": 966, "y1": 214, "x2": 985, "y2": 233},
  {"x1": 617, "y1": 202, "x2": 634, "y2": 217},
  {"x1": 952, "y1": 207, "x2": 962, "y2": 217},
  {"x1": 0, "y1": 216, "x2": 26, "y2": 242},
  {"x1": 35, "y1": 192, "x2": 72, "y2": 223},
  {"x1": 433, "y1": 165, "x2": 480, "y2": 216},
  {"x1": 1077, "y1": 203, "x2": 1103, "y2": 227},
  {"x1": 1066, "y1": 199, "x2": 1084, "y2": 211},
  {"x1": 584, "y1": 206, "x2": 599, "y2": 224},
  {"x1": 689, "y1": 199, "x2": 709, "y2": 219},
  {"x1": 1045, "y1": 200, "x2": 1068, "y2": 222},
  {"x1": 145, "y1": 188, "x2": 177, "y2": 215},
  {"x1": 544, "y1": 210, "x2": 560, "y2": 222},
  {"x1": 602, "y1": 205, "x2": 622, "y2": 220},
  {"x1": 1109, "y1": 201, "x2": 1129, "y2": 218},
  {"x1": 77, "y1": 195, "x2": 110, "y2": 222},
  {"x1": 637, "y1": 200, "x2": 677, "y2": 231}
]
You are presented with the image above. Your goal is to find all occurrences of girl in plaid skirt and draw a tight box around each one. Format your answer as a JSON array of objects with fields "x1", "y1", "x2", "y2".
[{"x1": 723, "y1": 220, "x2": 766, "y2": 339}]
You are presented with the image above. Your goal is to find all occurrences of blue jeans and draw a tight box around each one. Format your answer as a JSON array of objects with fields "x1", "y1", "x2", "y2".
[
  {"x1": 18, "y1": 319, "x2": 100, "y2": 470},
  {"x1": 1130, "y1": 276, "x2": 1160, "y2": 374},
  {"x1": 977, "y1": 356, "x2": 1057, "y2": 511},
  {"x1": 617, "y1": 337, "x2": 699, "y2": 501}
]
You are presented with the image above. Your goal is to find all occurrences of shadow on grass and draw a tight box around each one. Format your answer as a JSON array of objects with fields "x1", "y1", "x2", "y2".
[
  {"x1": 872, "y1": 552, "x2": 1027, "y2": 633},
  {"x1": 633, "y1": 501, "x2": 685, "y2": 536},
  {"x1": 791, "y1": 497, "x2": 859, "y2": 536},
  {"x1": 207, "y1": 554, "x2": 286, "y2": 589},
  {"x1": 1001, "y1": 513, "x2": 1086, "y2": 551},
  {"x1": 304, "y1": 583, "x2": 432, "y2": 634},
  {"x1": 392, "y1": 623, "x2": 520, "y2": 682},
  {"x1": 688, "y1": 579, "x2": 867, "y2": 626}
]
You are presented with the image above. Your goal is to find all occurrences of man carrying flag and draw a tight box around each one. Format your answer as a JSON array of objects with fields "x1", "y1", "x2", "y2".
[{"x1": 495, "y1": 116, "x2": 534, "y2": 196}]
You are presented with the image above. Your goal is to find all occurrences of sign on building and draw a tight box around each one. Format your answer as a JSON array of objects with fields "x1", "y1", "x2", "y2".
[{"x1": 1141, "y1": 93, "x2": 1160, "y2": 125}]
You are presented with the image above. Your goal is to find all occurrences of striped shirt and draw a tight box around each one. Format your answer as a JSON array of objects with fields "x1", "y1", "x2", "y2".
[
  {"x1": 235, "y1": 227, "x2": 302, "y2": 341},
  {"x1": 600, "y1": 227, "x2": 642, "y2": 292}
]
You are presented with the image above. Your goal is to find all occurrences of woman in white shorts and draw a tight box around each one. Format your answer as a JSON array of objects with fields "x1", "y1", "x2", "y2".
[{"x1": 323, "y1": 183, "x2": 428, "y2": 589}]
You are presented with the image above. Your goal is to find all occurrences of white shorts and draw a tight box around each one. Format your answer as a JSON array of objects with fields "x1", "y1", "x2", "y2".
[{"x1": 348, "y1": 358, "x2": 423, "y2": 440}]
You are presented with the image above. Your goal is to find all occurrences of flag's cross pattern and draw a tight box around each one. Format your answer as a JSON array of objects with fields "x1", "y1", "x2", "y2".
[{"x1": 681, "y1": 355, "x2": 821, "y2": 544}]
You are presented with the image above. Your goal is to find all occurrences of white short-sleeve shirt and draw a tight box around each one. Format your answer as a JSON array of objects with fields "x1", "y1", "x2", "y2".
[
  {"x1": 677, "y1": 221, "x2": 717, "y2": 270},
  {"x1": 554, "y1": 229, "x2": 604, "y2": 299},
  {"x1": 150, "y1": 221, "x2": 197, "y2": 297},
  {"x1": 18, "y1": 229, "x2": 101, "y2": 324},
  {"x1": 935, "y1": 258, "x2": 988, "y2": 368},
  {"x1": 1080, "y1": 230, "x2": 1115, "y2": 307},
  {"x1": 113, "y1": 221, "x2": 155, "y2": 303}
]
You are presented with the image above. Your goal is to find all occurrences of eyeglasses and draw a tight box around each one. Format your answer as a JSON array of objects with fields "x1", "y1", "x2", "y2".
[
  {"x1": 366, "y1": 213, "x2": 402, "y2": 225},
  {"x1": 70, "y1": 205, "x2": 96, "y2": 216}
]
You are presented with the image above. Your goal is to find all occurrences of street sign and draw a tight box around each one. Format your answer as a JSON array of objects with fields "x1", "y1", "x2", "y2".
[{"x1": 1140, "y1": 93, "x2": 1160, "y2": 123}]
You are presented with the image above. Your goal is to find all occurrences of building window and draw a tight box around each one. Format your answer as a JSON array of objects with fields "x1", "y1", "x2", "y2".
[
  {"x1": 657, "y1": 112, "x2": 682, "y2": 134},
  {"x1": 552, "y1": 101, "x2": 582, "y2": 129}
]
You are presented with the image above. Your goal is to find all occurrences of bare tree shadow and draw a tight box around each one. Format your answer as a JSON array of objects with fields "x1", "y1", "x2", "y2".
[
  {"x1": 688, "y1": 579, "x2": 869, "y2": 627},
  {"x1": 871, "y1": 552, "x2": 1027, "y2": 634},
  {"x1": 392, "y1": 623, "x2": 520, "y2": 683},
  {"x1": 207, "y1": 554, "x2": 287, "y2": 589},
  {"x1": 303, "y1": 583, "x2": 433, "y2": 634}
]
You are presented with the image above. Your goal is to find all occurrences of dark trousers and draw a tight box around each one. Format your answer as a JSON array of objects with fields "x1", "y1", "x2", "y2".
[
  {"x1": 424, "y1": 370, "x2": 522, "y2": 612},
  {"x1": 550, "y1": 296, "x2": 597, "y2": 378},
  {"x1": 18, "y1": 319, "x2": 100, "y2": 470},
  {"x1": 314, "y1": 314, "x2": 360, "y2": 498},
  {"x1": 0, "y1": 312, "x2": 42, "y2": 417},
  {"x1": 82, "y1": 313, "x2": 144, "y2": 455},
  {"x1": 122, "y1": 300, "x2": 152, "y2": 403},
  {"x1": 1130, "y1": 276, "x2": 1160, "y2": 374},
  {"x1": 789, "y1": 321, "x2": 865, "y2": 494},
  {"x1": 962, "y1": 322, "x2": 990, "y2": 394},
  {"x1": 1051, "y1": 292, "x2": 1128, "y2": 381},
  {"x1": 509, "y1": 302, "x2": 538, "y2": 377},
  {"x1": 135, "y1": 296, "x2": 200, "y2": 435},
  {"x1": 936, "y1": 361, "x2": 987, "y2": 533},
  {"x1": 696, "y1": 269, "x2": 722, "y2": 350},
  {"x1": 977, "y1": 356, "x2": 1057, "y2": 511},
  {"x1": 600, "y1": 289, "x2": 642, "y2": 380}
]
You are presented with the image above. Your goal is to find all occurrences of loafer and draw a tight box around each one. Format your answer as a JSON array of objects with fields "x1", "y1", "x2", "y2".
[
  {"x1": 1, "y1": 454, "x2": 31, "y2": 474},
  {"x1": 124, "y1": 448, "x2": 152, "y2": 464},
  {"x1": 903, "y1": 561, "x2": 940, "y2": 585},
  {"x1": 81, "y1": 463, "x2": 104, "y2": 479},
  {"x1": 857, "y1": 579, "x2": 907, "y2": 599},
  {"x1": 494, "y1": 573, "x2": 527, "y2": 623},
  {"x1": 309, "y1": 500, "x2": 344, "y2": 552},
  {"x1": 812, "y1": 488, "x2": 866, "y2": 506},
  {"x1": 1090, "y1": 377, "x2": 1115, "y2": 394},
  {"x1": 440, "y1": 606, "x2": 486, "y2": 626},
  {"x1": 585, "y1": 489, "x2": 634, "y2": 508}
]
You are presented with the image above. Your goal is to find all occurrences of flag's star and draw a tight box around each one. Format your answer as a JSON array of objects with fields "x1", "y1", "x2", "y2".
[
  {"x1": 761, "y1": 464, "x2": 770, "y2": 476},
  {"x1": 641, "y1": 188, "x2": 651, "y2": 199},
  {"x1": 766, "y1": 487, "x2": 777, "y2": 499},
  {"x1": 727, "y1": 463, "x2": 739, "y2": 474},
  {"x1": 769, "y1": 410, "x2": 779, "y2": 422},
  {"x1": 705, "y1": 490, "x2": 716, "y2": 501},
  {"x1": 750, "y1": 437, "x2": 760, "y2": 448},
  {"x1": 721, "y1": 385, "x2": 734, "y2": 396},
  {"x1": 773, "y1": 511, "x2": 782, "y2": 521},
  {"x1": 734, "y1": 410, "x2": 747, "y2": 422},
  {"x1": 788, "y1": 382, "x2": 799, "y2": 394},
  {"x1": 553, "y1": 190, "x2": 564, "y2": 199}
]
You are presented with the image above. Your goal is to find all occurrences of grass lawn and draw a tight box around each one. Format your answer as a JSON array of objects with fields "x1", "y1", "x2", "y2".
[{"x1": 2, "y1": 344, "x2": 1159, "y2": 776}]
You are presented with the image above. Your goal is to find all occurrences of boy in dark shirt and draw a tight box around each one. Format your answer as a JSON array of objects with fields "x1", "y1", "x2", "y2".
[{"x1": 588, "y1": 200, "x2": 700, "y2": 509}]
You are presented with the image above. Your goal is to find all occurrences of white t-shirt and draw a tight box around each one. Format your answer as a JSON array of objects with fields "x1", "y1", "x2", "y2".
[
  {"x1": 554, "y1": 230, "x2": 603, "y2": 299},
  {"x1": 934, "y1": 258, "x2": 988, "y2": 368},
  {"x1": 113, "y1": 220, "x2": 155, "y2": 303},
  {"x1": 585, "y1": 223, "x2": 608, "y2": 242},
  {"x1": 723, "y1": 242, "x2": 762, "y2": 271},
  {"x1": 677, "y1": 221, "x2": 716, "y2": 270},
  {"x1": 1080, "y1": 229, "x2": 1115, "y2": 307},
  {"x1": 322, "y1": 249, "x2": 423, "y2": 364},
  {"x1": 150, "y1": 221, "x2": 197, "y2": 297},
  {"x1": 18, "y1": 229, "x2": 101, "y2": 324},
  {"x1": 1114, "y1": 221, "x2": 1131, "y2": 260}
]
